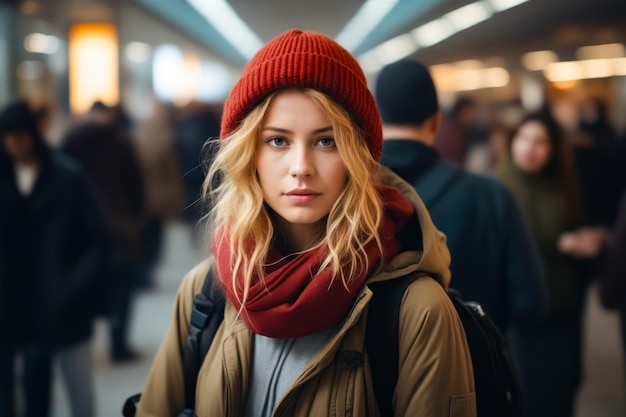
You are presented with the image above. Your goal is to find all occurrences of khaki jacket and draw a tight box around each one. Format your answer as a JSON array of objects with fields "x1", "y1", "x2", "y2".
[{"x1": 137, "y1": 167, "x2": 477, "y2": 417}]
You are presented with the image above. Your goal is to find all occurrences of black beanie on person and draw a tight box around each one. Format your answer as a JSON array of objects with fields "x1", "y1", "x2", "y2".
[
  {"x1": 375, "y1": 59, "x2": 439, "y2": 125},
  {"x1": 0, "y1": 99, "x2": 50, "y2": 161}
]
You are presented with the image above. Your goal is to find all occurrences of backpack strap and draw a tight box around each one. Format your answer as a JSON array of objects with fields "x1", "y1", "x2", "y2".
[
  {"x1": 181, "y1": 266, "x2": 225, "y2": 413},
  {"x1": 121, "y1": 267, "x2": 225, "y2": 417},
  {"x1": 365, "y1": 274, "x2": 418, "y2": 417}
]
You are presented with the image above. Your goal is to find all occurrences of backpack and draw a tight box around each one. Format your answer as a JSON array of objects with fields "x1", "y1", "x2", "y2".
[
  {"x1": 122, "y1": 268, "x2": 225, "y2": 417},
  {"x1": 123, "y1": 270, "x2": 521, "y2": 417},
  {"x1": 367, "y1": 274, "x2": 522, "y2": 417}
]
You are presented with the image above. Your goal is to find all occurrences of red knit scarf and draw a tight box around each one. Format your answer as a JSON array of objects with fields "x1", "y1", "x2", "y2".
[{"x1": 212, "y1": 185, "x2": 414, "y2": 338}]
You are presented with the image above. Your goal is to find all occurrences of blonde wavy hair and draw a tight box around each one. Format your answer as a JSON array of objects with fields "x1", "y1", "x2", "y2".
[{"x1": 203, "y1": 88, "x2": 384, "y2": 307}]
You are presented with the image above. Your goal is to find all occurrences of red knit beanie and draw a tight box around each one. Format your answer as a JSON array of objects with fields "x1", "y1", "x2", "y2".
[{"x1": 220, "y1": 29, "x2": 383, "y2": 162}]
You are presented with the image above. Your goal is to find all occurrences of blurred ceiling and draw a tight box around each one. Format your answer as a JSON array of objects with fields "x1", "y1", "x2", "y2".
[{"x1": 131, "y1": 0, "x2": 626, "y2": 70}]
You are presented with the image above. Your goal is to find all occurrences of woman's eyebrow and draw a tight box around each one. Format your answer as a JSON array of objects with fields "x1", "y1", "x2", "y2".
[{"x1": 262, "y1": 126, "x2": 333, "y2": 134}]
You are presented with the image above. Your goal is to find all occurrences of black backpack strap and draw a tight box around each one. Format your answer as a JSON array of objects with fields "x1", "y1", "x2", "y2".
[
  {"x1": 121, "y1": 267, "x2": 225, "y2": 417},
  {"x1": 365, "y1": 274, "x2": 418, "y2": 417},
  {"x1": 181, "y1": 266, "x2": 225, "y2": 414}
]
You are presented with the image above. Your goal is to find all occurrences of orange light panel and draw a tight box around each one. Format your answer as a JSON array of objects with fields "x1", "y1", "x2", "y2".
[{"x1": 69, "y1": 23, "x2": 118, "y2": 114}]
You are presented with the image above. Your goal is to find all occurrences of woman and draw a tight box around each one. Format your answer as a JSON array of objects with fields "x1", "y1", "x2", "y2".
[
  {"x1": 137, "y1": 29, "x2": 476, "y2": 417},
  {"x1": 0, "y1": 99, "x2": 108, "y2": 417},
  {"x1": 497, "y1": 111, "x2": 586, "y2": 417}
]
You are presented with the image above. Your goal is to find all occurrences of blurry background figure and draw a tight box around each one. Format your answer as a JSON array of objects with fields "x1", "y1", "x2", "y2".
[
  {"x1": 571, "y1": 97, "x2": 623, "y2": 229},
  {"x1": 132, "y1": 100, "x2": 186, "y2": 290},
  {"x1": 174, "y1": 101, "x2": 221, "y2": 246},
  {"x1": 433, "y1": 95, "x2": 477, "y2": 167},
  {"x1": 375, "y1": 59, "x2": 549, "y2": 337},
  {"x1": 497, "y1": 111, "x2": 588, "y2": 417},
  {"x1": 0, "y1": 99, "x2": 108, "y2": 417},
  {"x1": 61, "y1": 101, "x2": 146, "y2": 363},
  {"x1": 465, "y1": 123, "x2": 511, "y2": 175}
]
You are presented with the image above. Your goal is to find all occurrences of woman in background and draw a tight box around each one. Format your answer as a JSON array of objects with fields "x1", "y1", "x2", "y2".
[{"x1": 498, "y1": 111, "x2": 586, "y2": 417}]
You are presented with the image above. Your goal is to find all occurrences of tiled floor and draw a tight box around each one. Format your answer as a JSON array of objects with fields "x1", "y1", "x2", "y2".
[{"x1": 48, "y1": 221, "x2": 625, "y2": 417}]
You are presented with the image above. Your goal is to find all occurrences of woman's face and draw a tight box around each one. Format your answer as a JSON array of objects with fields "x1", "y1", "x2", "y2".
[
  {"x1": 511, "y1": 120, "x2": 553, "y2": 174},
  {"x1": 256, "y1": 90, "x2": 348, "y2": 235}
]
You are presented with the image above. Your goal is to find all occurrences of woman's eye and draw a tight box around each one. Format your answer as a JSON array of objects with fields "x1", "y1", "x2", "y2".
[
  {"x1": 267, "y1": 137, "x2": 287, "y2": 147},
  {"x1": 317, "y1": 137, "x2": 336, "y2": 147}
]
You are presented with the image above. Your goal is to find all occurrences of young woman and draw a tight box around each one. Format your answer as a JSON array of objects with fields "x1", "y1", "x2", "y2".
[
  {"x1": 137, "y1": 29, "x2": 476, "y2": 417},
  {"x1": 497, "y1": 111, "x2": 586, "y2": 417}
]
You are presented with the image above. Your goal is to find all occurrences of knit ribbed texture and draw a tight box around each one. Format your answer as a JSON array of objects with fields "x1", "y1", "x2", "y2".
[{"x1": 220, "y1": 29, "x2": 383, "y2": 162}]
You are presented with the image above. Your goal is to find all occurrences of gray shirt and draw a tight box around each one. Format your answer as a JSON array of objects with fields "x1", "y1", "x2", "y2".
[{"x1": 243, "y1": 327, "x2": 334, "y2": 417}]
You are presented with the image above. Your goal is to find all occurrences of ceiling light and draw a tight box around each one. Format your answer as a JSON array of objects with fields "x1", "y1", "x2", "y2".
[
  {"x1": 522, "y1": 50, "x2": 558, "y2": 71},
  {"x1": 544, "y1": 61, "x2": 584, "y2": 82},
  {"x1": 613, "y1": 57, "x2": 626, "y2": 76},
  {"x1": 486, "y1": 0, "x2": 529, "y2": 13},
  {"x1": 187, "y1": 0, "x2": 264, "y2": 60},
  {"x1": 24, "y1": 33, "x2": 59, "y2": 54},
  {"x1": 336, "y1": 0, "x2": 401, "y2": 52},
  {"x1": 580, "y1": 59, "x2": 615, "y2": 79},
  {"x1": 153, "y1": 44, "x2": 185, "y2": 101},
  {"x1": 481, "y1": 67, "x2": 509, "y2": 88},
  {"x1": 412, "y1": 19, "x2": 455, "y2": 47},
  {"x1": 577, "y1": 43, "x2": 625, "y2": 60},
  {"x1": 445, "y1": 2, "x2": 492, "y2": 31},
  {"x1": 374, "y1": 34, "x2": 419, "y2": 65}
]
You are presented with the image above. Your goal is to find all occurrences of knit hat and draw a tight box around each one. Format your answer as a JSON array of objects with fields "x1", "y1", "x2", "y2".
[
  {"x1": 375, "y1": 59, "x2": 439, "y2": 125},
  {"x1": 220, "y1": 29, "x2": 383, "y2": 161}
]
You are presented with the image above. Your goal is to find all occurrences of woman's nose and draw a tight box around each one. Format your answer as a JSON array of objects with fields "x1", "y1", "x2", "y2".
[{"x1": 289, "y1": 146, "x2": 314, "y2": 177}]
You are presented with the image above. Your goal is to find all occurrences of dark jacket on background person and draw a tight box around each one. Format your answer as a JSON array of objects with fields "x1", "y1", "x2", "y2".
[
  {"x1": 62, "y1": 121, "x2": 145, "y2": 263},
  {"x1": 0, "y1": 138, "x2": 109, "y2": 348},
  {"x1": 598, "y1": 191, "x2": 626, "y2": 311},
  {"x1": 381, "y1": 140, "x2": 549, "y2": 331}
]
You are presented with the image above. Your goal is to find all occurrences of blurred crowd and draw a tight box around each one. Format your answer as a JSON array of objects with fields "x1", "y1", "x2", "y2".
[
  {"x1": 0, "y1": 76, "x2": 625, "y2": 417},
  {"x1": 0, "y1": 97, "x2": 220, "y2": 417}
]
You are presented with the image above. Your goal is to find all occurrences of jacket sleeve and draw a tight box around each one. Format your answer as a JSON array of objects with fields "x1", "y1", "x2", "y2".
[
  {"x1": 136, "y1": 260, "x2": 211, "y2": 417},
  {"x1": 500, "y1": 187, "x2": 550, "y2": 327},
  {"x1": 395, "y1": 277, "x2": 477, "y2": 417}
]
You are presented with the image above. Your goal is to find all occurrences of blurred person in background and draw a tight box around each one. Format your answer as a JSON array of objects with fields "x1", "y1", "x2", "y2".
[
  {"x1": 571, "y1": 96, "x2": 623, "y2": 230},
  {"x1": 497, "y1": 111, "x2": 587, "y2": 417},
  {"x1": 465, "y1": 123, "x2": 512, "y2": 175},
  {"x1": 0, "y1": 99, "x2": 108, "y2": 417},
  {"x1": 559, "y1": 188, "x2": 626, "y2": 388},
  {"x1": 61, "y1": 101, "x2": 146, "y2": 363},
  {"x1": 174, "y1": 101, "x2": 221, "y2": 245},
  {"x1": 433, "y1": 95, "x2": 477, "y2": 167},
  {"x1": 133, "y1": 101, "x2": 186, "y2": 289},
  {"x1": 375, "y1": 59, "x2": 548, "y2": 335}
]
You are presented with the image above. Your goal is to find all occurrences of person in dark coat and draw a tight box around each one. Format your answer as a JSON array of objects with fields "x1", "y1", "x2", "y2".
[
  {"x1": 174, "y1": 102, "x2": 221, "y2": 243},
  {"x1": 0, "y1": 99, "x2": 108, "y2": 417},
  {"x1": 374, "y1": 59, "x2": 549, "y2": 334},
  {"x1": 61, "y1": 102, "x2": 146, "y2": 362}
]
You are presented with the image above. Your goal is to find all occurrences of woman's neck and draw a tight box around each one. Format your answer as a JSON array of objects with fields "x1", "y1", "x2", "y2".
[{"x1": 273, "y1": 216, "x2": 325, "y2": 254}]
